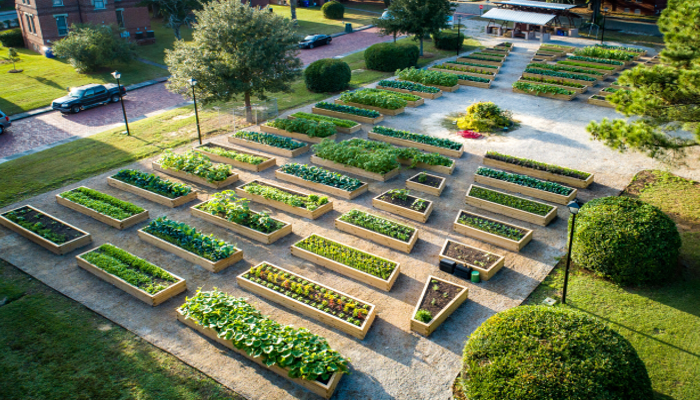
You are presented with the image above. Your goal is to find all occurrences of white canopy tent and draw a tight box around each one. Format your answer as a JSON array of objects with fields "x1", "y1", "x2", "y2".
[{"x1": 481, "y1": 9, "x2": 557, "y2": 42}]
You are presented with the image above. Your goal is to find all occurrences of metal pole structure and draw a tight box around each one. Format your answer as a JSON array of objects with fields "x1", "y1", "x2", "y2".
[
  {"x1": 191, "y1": 84, "x2": 202, "y2": 145},
  {"x1": 601, "y1": 8, "x2": 608, "y2": 44},
  {"x1": 456, "y1": 15, "x2": 462, "y2": 57},
  {"x1": 561, "y1": 213, "x2": 576, "y2": 304},
  {"x1": 115, "y1": 75, "x2": 130, "y2": 136}
]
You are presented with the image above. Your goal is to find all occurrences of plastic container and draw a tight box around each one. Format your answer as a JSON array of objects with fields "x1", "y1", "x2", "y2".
[
  {"x1": 345, "y1": 23, "x2": 353, "y2": 33},
  {"x1": 471, "y1": 270, "x2": 480, "y2": 283}
]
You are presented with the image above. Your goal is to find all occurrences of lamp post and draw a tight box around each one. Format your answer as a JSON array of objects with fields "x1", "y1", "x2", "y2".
[
  {"x1": 562, "y1": 199, "x2": 582, "y2": 305},
  {"x1": 600, "y1": 7, "x2": 609, "y2": 44},
  {"x1": 111, "y1": 71, "x2": 130, "y2": 136},
  {"x1": 456, "y1": 14, "x2": 462, "y2": 57},
  {"x1": 188, "y1": 78, "x2": 202, "y2": 145}
]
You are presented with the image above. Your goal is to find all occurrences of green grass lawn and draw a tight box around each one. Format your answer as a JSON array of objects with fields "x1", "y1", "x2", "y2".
[
  {"x1": 524, "y1": 170, "x2": 700, "y2": 400},
  {"x1": 134, "y1": 21, "x2": 193, "y2": 65},
  {"x1": 0, "y1": 46, "x2": 167, "y2": 116}
]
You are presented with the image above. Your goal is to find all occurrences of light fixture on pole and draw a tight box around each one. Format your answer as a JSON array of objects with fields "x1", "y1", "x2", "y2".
[
  {"x1": 456, "y1": 14, "x2": 462, "y2": 57},
  {"x1": 111, "y1": 71, "x2": 130, "y2": 136},
  {"x1": 188, "y1": 78, "x2": 202, "y2": 145},
  {"x1": 601, "y1": 7, "x2": 609, "y2": 44},
  {"x1": 562, "y1": 198, "x2": 582, "y2": 305}
]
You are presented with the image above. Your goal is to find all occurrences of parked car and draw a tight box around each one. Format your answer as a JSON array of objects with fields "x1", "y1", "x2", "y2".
[
  {"x1": 0, "y1": 109, "x2": 10, "y2": 134},
  {"x1": 51, "y1": 83, "x2": 127, "y2": 114},
  {"x1": 299, "y1": 34, "x2": 332, "y2": 49}
]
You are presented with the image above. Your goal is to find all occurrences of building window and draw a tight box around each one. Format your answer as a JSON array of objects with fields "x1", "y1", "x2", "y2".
[
  {"x1": 53, "y1": 0, "x2": 63, "y2": 6},
  {"x1": 94, "y1": 0, "x2": 105, "y2": 9},
  {"x1": 116, "y1": 9, "x2": 124, "y2": 28},
  {"x1": 55, "y1": 15, "x2": 68, "y2": 36},
  {"x1": 25, "y1": 14, "x2": 36, "y2": 34}
]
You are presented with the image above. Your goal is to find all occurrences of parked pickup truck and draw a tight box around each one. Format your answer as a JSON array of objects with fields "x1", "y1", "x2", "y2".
[{"x1": 51, "y1": 83, "x2": 127, "y2": 114}]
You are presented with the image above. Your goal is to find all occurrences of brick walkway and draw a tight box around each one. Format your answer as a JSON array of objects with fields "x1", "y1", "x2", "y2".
[{"x1": 299, "y1": 27, "x2": 395, "y2": 65}]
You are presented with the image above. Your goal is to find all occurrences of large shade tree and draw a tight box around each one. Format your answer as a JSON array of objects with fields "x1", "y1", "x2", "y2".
[
  {"x1": 587, "y1": 0, "x2": 700, "y2": 162},
  {"x1": 385, "y1": 0, "x2": 454, "y2": 56},
  {"x1": 141, "y1": 0, "x2": 203, "y2": 40},
  {"x1": 165, "y1": 0, "x2": 302, "y2": 121}
]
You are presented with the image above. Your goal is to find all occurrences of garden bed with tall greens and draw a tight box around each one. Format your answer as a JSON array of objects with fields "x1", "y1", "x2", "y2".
[
  {"x1": 230, "y1": 131, "x2": 307, "y2": 151},
  {"x1": 338, "y1": 89, "x2": 408, "y2": 110},
  {"x1": 484, "y1": 151, "x2": 591, "y2": 181},
  {"x1": 512, "y1": 82, "x2": 576, "y2": 97},
  {"x1": 278, "y1": 163, "x2": 365, "y2": 192},
  {"x1": 524, "y1": 68, "x2": 597, "y2": 82},
  {"x1": 338, "y1": 209, "x2": 416, "y2": 243},
  {"x1": 238, "y1": 181, "x2": 328, "y2": 211},
  {"x1": 397, "y1": 67, "x2": 459, "y2": 87},
  {"x1": 468, "y1": 186, "x2": 555, "y2": 216},
  {"x1": 290, "y1": 112, "x2": 358, "y2": 129},
  {"x1": 528, "y1": 63, "x2": 605, "y2": 76},
  {"x1": 196, "y1": 143, "x2": 270, "y2": 165},
  {"x1": 433, "y1": 64, "x2": 496, "y2": 76},
  {"x1": 142, "y1": 216, "x2": 238, "y2": 262},
  {"x1": 157, "y1": 150, "x2": 233, "y2": 183},
  {"x1": 59, "y1": 187, "x2": 145, "y2": 221},
  {"x1": 376, "y1": 80, "x2": 440, "y2": 94},
  {"x1": 519, "y1": 75, "x2": 586, "y2": 89},
  {"x1": 567, "y1": 55, "x2": 625, "y2": 66},
  {"x1": 557, "y1": 60, "x2": 615, "y2": 71},
  {"x1": 111, "y1": 169, "x2": 192, "y2": 199},
  {"x1": 371, "y1": 126, "x2": 462, "y2": 151},
  {"x1": 573, "y1": 46, "x2": 635, "y2": 61},
  {"x1": 265, "y1": 118, "x2": 336, "y2": 138},
  {"x1": 314, "y1": 101, "x2": 381, "y2": 118},
  {"x1": 194, "y1": 191, "x2": 286, "y2": 235}
]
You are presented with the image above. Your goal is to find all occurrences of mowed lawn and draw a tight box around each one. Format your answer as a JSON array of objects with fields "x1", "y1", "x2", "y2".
[{"x1": 524, "y1": 170, "x2": 700, "y2": 400}]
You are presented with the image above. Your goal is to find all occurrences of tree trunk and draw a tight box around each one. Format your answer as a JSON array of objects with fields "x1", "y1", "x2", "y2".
[
  {"x1": 419, "y1": 36, "x2": 424, "y2": 56},
  {"x1": 171, "y1": 16, "x2": 182, "y2": 40},
  {"x1": 393, "y1": 31, "x2": 397, "y2": 42},
  {"x1": 244, "y1": 91, "x2": 254, "y2": 123},
  {"x1": 291, "y1": 0, "x2": 297, "y2": 21}
]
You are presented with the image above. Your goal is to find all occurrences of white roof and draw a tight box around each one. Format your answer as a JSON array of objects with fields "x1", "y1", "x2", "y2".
[
  {"x1": 482, "y1": 8, "x2": 556, "y2": 25},
  {"x1": 493, "y1": 0, "x2": 577, "y2": 10}
]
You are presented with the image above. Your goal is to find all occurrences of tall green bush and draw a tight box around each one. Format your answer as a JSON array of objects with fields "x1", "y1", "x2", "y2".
[
  {"x1": 364, "y1": 42, "x2": 419, "y2": 72},
  {"x1": 432, "y1": 31, "x2": 464, "y2": 50},
  {"x1": 52, "y1": 24, "x2": 134, "y2": 73},
  {"x1": 321, "y1": 1, "x2": 345, "y2": 19},
  {"x1": 304, "y1": 58, "x2": 351, "y2": 93},
  {"x1": 0, "y1": 29, "x2": 24, "y2": 48}
]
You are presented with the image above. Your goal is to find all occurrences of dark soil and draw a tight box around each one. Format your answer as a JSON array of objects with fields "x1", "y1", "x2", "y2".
[
  {"x1": 417, "y1": 279, "x2": 462, "y2": 318},
  {"x1": 2, "y1": 206, "x2": 85, "y2": 244},
  {"x1": 409, "y1": 173, "x2": 444, "y2": 188},
  {"x1": 378, "y1": 192, "x2": 428, "y2": 212},
  {"x1": 444, "y1": 241, "x2": 499, "y2": 269}
]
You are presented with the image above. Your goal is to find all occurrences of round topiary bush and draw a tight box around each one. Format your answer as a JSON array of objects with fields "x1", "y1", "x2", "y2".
[
  {"x1": 432, "y1": 31, "x2": 465, "y2": 51},
  {"x1": 364, "y1": 42, "x2": 419, "y2": 72},
  {"x1": 456, "y1": 306, "x2": 653, "y2": 400},
  {"x1": 456, "y1": 102, "x2": 512, "y2": 132},
  {"x1": 321, "y1": 1, "x2": 345, "y2": 19},
  {"x1": 571, "y1": 196, "x2": 681, "y2": 286},
  {"x1": 304, "y1": 58, "x2": 351, "y2": 93}
]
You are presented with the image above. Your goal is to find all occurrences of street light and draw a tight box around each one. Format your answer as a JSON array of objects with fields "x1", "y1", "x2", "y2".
[
  {"x1": 188, "y1": 78, "x2": 202, "y2": 145},
  {"x1": 601, "y1": 7, "x2": 609, "y2": 44},
  {"x1": 561, "y1": 199, "x2": 582, "y2": 304},
  {"x1": 456, "y1": 14, "x2": 462, "y2": 57},
  {"x1": 111, "y1": 71, "x2": 130, "y2": 136}
]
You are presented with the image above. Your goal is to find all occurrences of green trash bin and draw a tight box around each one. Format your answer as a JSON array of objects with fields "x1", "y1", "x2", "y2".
[
  {"x1": 471, "y1": 270, "x2": 480, "y2": 283},
  {"x1": 345, "y1": 23, "x2": 353, "y2": 33}
]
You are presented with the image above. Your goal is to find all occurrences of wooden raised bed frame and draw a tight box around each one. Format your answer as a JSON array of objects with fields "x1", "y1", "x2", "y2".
[
  {"x1": 152, "y1": 162, "x2": 240, "y2": 190},
  {"x1": 444, "y1": 62, "x2": 499, "y2": 74},
  {"x1": 405, "y1": 172, "x2": 446, "y2": 197},
  {"x1": 260, "y1": 124, "x2": 336, "y2": 144},
  {"x1": 439, "y1": 239, "x2": 505, "y2": 281},
  {"x1": 372, "y1": 190, "x2": 434, "y2": 223},
  {"x1": 367, "y1": 131, "x2": 463, "y2": 158},
  {"x1": 465, "y1": 184, "x2": 557, "y2": 227},
  {"x1": 512, "y1": 87, "x2": 577, "y2": 101},
  {"x1": 76, "y1": 245, "x2": 186, "y2": 306},
  {"x1": 234, "y1": 179, "x2": 333, "y2": 220},
  {"x1": 458, "y1": 78, "x2": 492, "y2": 89},
  {"x1": 474, "y1": 171, "x2": 578, "y2": 205},
  {"x1": 516, "y1": 77, "x2": 588, "y2": 94},
  {"x1": 227, "y1": 135, "x2": 310, "y2": 158},
  {"x1": 452, "y1": 210, "x2": 533, "y2": 252},
  {"x1": 334, "y1": 210, "x2": 419, "y2": 254},
  {"x1": 0, "y1": 205, "x2": 92, "y2": 255},
  {"x1": 237, "y1": 262, "x2": 377, "y2": 340},
  {"x1": 588, "y1": 95, "x2": 616, "y2": 108},
  {"x1": 177, "y1": 309, "x2": 342, "y2": 399},
  {"x1": 194, "y1": 143, "x2": 276, "y2": 172},
  {"x1": 274, "y1": 169, "x2": 369, "y2": 200},
  {"x1": 522, "y1": 72, "x2": 595, "y2": 87},
  {"x1": 567, "y1": 59, "x2": 624, "y2": 71},
  {"x1": 137, "y1": 228, "x2": 243, "y2": 273},
  {"x1": 107, "y1": 176, "x2": 198, "y2": 208},
  {"x1": 429, "y1": 67, "x2": 495, "y2": 81},
  {"x1": 375, "y1": 84, "x2": 442, "y2": 100},
  {"x1": 396, "y1": 79, "x2": 459, "y2": 93},
  {"x1": 410, "y1": 275, "x2": 468, "y2": 337},
  {"x1": 288, "y1": 115, "x2": 361, "y2": 134},
  {"x1": 311, "y1": 106, "x2": 384, "y2": 124},
  {"x1": 333, "y1": 99, "x2": 404, "y2": 117},
  {"x1": 310, "y1": 155, "x2": 400, "y2": 182},
  {"x1": 455, "y1": 57, "x2": 502, "y2": 67},
  {"x1": 555, "y1": 62, "x2": 614, "y2": 76},
  {"x1": 483, "y1": 156, "x2": 594, "y2": 189},
  {"x1": 291, "y1": 234, "x2": 401, "y2": 292},
  {"x1": 191, "y1": 201, "x2": 292, "y2": 245},
  {"x1": 56, "y1": 187, "x2": 149, "y2": 230},
  {"x1": 398, "y1": 158, "x2": 456, "y2": 175}
]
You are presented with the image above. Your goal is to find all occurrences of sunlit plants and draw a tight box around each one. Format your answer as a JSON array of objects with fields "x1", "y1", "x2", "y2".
[
  {"x1": 457, "y1": 211, "x2": 525, "y2": 241},
  {"x1": 468, "y1": 186, "x2": 554, "y2": 216},
  {"x1": 279, "y1": 163, "x2": 364, "y2": 191},
  {"x1": 376, "y1": 80, "x2": 440, "y2": 93},
  {"x1": 371, "y1": 126, "x2": 462, "y2": 150},
  {"x1": 338, "y1": 89, "x2": 408, "y2": 110},
  {"x1": 143, "y1": 216, "x2": 237, "y2": 261},
  {"x1": 199, "y1": 145, "x2": 267, "y2": 165},
  {"x1": 396, "y1": 67, "x2": 459, "y2": 87},
  {"x1": 158, "y1": 150, "x2": 233, "y2": 183},
  {"x1": 231, "y1": 131, "x2": 307, "y2": 150},
  {"x1": 338, "y1": 209, "x2": 415, "y2": 242},
  {"x1": 240, "y1": 182, "x2": 329, "y2": 211},
  {"x1": 112, "y1": 169, "x2": 192, "y2": 199},
  {"x1": 266, "y1": 118, "x2": 336, "y2": 138},
  {"x1": 484, "y1": 151, "x2": 591, "y2": 180},
  {"x1": 527, "y1": 63, "x2": 605, "y2": 76},
  {"x1": 290, "y1": 112, "x2": 357, "y2": 128},
  {"x1": 524, "y1": 68, "x2": 597, "y2": 82},
  {"x1": 455, "y1": 102, "x2": 513, "y2": 132},
  {"x1": 59, "y1": 187, "x2": 144, "y2": 220},
  {"x1": 512, "y1": 82, "x2": 575, "y2": 96},
  {"x1": 434, "y1": 63, "x2": 496, "y2": 76},
  {"x1": 195, "y1": 191, "x2": 285, "y2": 234},
  {"x1": 314, "y1": 101, "x2": 381, "y2": 118}
]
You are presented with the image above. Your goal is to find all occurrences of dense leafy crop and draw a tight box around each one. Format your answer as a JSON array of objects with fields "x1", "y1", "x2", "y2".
[
  {"x1": 539, "y1": 44, "x2": 568, "y2": 52},
  {"x1": 241, "y1": 182, "x2": 329, "y2": 211},
  {"x1": 448, "y1": 60, "x2": 498, "y2": 69},
  {"x1": 200, "y1": 145, "x2": 266, "y2": 165},
  {"x1": 557, "y1": 60, "x2": 615, "y2": 70},
  {"x1": 415, "y1": 309, "x2": 432, "y2": 323},
  {"x1": 457, "y1": 211, "x2": 525, "y2": 241},
  {"x1": 524, "y1": 68, "x2": 597, "y2": 82},
  {"x1": 528, "y1": 62, "x2": 604, "y2": 76},
  {"x1": 113, "y1": 169, "x2": 192, "y2": 199},
  {"x1": 3, "y1": 207, "x2": 68, "y2": 244},
  {"x1": 574, "y1": 46, "x2": 635, "y2": 61},
  {"x1": 60, "y1": 187, "x2": 144, "y2": 220},
  {"x1": 461, "y1": 54, "x2": 501, "y2": 62},
  {"x1": 339, "y1": 209, "x2": 415, "y2": 242},
  {"x1": 363, "y1": 88, "x2": 421, "y2": 102},
  {"x1": 266, "y1": 118, "x2": 336, "y2": 138},
  {"x1": 567, "y1": 55, "x2": 624, "y2": 65},
  {"x1": 520, "y1": 75, "x2": 585, "y2": 88},
  {"x1": 232, "y1": 131, "x2": 306, "y2": 150},
  {"x1": 469, "y1": 186, "x2": 554, "y2": 216},
  {"x1": 339, "y1": 89, "x2": 408, "y2": 110},
  {"x1": 279, "y1": 163, "x2": 364, "y2": 191},
  {"x1": 372, "y1": 126, "x2": 461, "y2": 150},
  {"x1": 158, "y1": 150, "x2": 233, "y2": 183},
  {"x1": 485, "y1": 151, "x2": 591, "y2": 179},
  {"x1": 376, "y1": 79, "x2": 440, "y2": 93},
  {"x1": 456, "y1": 74, "x2": 491, "y2": 83},
  {"x1": 294, "y1": 235, "x2": 397, "y2": 279},
  {"x1": 512, "y1": 81, "x2": 575, "y2": 96},
  {"x1": 314, "y1": 101, "x2": 381, "y2": 118},
  {"x1": 456, "y1": 102, "x2": 513, "y2": 132},
  {"x1": 595, "y1": 43, "x2": 645, "y2": 53},
  {"x1": 144, "y1": 216, "x2": 237, "y2": 261},
  {"x1": 477, "y1": 167, "x2": 574, "y2": 195},
  {"x1": 472, "y1": 51, "x2": 504, "y2": 58},
  {"x1": 180, "y1": 289, "x2": 349, "y2": 381},
  {"x1": 290, "y1": 112, "x2": 357, "y2": 128},
  {"x1": 396, "y1": 67, "x2": 459, "y2": 86},
  {"x1": 196, "y1": 191, "x2": 284, "y2": 234},
  {"x1": 602, "y1": 87, "x2": 627, "y2": 94},
  {"x1": 81, "y1": 244, "x2": 177, "y2": 294},
  {"x1": 434, "y1": 63, "x2": 495, "y2": 76}
]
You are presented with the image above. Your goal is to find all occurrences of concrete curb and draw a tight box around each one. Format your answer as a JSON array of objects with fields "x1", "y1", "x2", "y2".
[{"x1": 330, "y1": 24, "x2": 374, "y2": 38}]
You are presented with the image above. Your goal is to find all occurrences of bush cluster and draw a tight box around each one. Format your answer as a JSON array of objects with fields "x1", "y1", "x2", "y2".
[
  {"x1": 51, "y1": 23, "x2": 134, "y2": 72},
  {"x1": 321, "y1": 1, "x2": 345, "y2": 19},
  {"x1": 432, "y1": 31, "x2": 464, "y2": 51},
  {"x1": 0, "y1": 29, "x2": 23, "y2": 48},
  {"x1": 304, "y1": 58, "x2": 351, "y2": 93},
  {"x1": 364, "y1": 42, "x2": 419, "y2": 72},
  {"x1": 456, "y1": 101, "x2": 512, "y2": 132}
]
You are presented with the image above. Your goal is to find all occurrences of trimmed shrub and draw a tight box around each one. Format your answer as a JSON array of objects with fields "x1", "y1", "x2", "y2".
[
  {"x1": 321, "y1": 1, "x2": 345, "y2": 19},
  {"x1": 456, "y1": 102, "x2": 512, "y2": 132},
  {"x1": 571, "y1": 196, "x2": 681, "y2": 285},
  {"x1": 364, "y1": 42, "x2": 419, "y2": 72},
  {"x1": 0, "y1": 29, "x2": 24, "y2": 48},
  {"x1": 457, "y1": 306, "x2": 653, "y2": 400},
  {"x1": 304, "y1": 58, "x2": 351, "y2": 93},
  {"x1": 432, "y1": 31, "x2": 464, "y2": 51},
  {"x1": 52, "y1": 23, "x2": 134, "y2": 73}
]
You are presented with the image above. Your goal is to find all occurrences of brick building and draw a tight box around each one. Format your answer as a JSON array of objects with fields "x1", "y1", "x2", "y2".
[
  {"x1": 15, "y1": 0, "x2": 151, "y2": 55},
  {"x1": 602, "y1": 0, "x2": 667, "y2": 16}
]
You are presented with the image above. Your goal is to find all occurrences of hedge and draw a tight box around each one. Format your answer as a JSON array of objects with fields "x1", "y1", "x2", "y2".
[
  {"x1": 364, "y1": 42, "x2": 419, "y2": 72},
  {"x1": 304, "y1": 58, "x2": 351, "y2": 93},
  {"x1": 321, "y1": 1, "x2": 344, "y2": 19},
  {"x1": 432, "y1": 31, "x2": 464, "y2": 51},
  {"x1": 0, "y1": 29, "x2": 24, "y2": 48}
]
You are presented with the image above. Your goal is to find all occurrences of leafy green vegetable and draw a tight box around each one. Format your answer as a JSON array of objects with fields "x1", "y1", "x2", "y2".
[
  {"x1": 158, "y1": 150, "x2": 233, "y2": 183},
  {"x1": 484, "y1": 151, "x2": 591, "y2": 180},
  {"x1": 279, "y1": 163, "x2": 364, "y2": 191},
  {"x1": 524, "y1": 68, "x2": 597, "y2": 82},
  {"x1": 289, "y1": 112, "x2": 358, "y2": 128},
  {"x1": 2, "y1": 207, "x2": 68, "y2": 244},
  {"x1": 415, "y1": 309, "x2": 432, "y2": 323},
  {"x1": 113, "y1": 169, "x2": 192, "y2": 199},
  {"x1": 314, "y1": 101, "x2": 381, "y2": 118},
  {"x1": 594, "y1": 44, "x2": 645, "y2": 54},
  {"x1": 396, "y1": 67, "x2": 459, "y2": 86},
  {"x1": 372, "y1": 126, "x2": 461, "y2": 150},
  {"x1": 512, "y1": 81, "x2": 575, "y2": 96},
  {"x1": 567, "y1": 55, "x2": 624, "y2": 66},
  {"x1": 477, "y1": 167, "x2": 574, "y2": 195},
  {"x1": 376, "y1": 80, "x2": 440, "y2": 93},
  {"x1": 232, "y1": 131, "x2": 306, "y2": 150},
  {"x1": 339, "y1": 209, "x2": 415, "y2": 242},
  {"x1": 195, "y1": 191, "x2": 285, "y2": 234},
  {"x1": 519, "y1": 75, "x2": 585, "y2": 88},
  {"x1": 240, "y1": 182, "x2": 328, "y2": 211},
  {"x1": 60, "y1": 187, "x2": 144, "y2": 220},
  {"x1": 528, "y1": 62, "x2": 605, "y2": 76},
  {"x1": 557, "y1": 60, "x2": 615, "y2": 71},
  {"x1": 574, "y1": 46, "x2": 635, "y2": 61},
  {"x1": 457, "y1": 211, "x2": 525, "y2": 241},
  {"x1": 434, "y1": 63, "x2": 495, "y2": 75},
  {"x1": 266, "y1": 118, "x2": 336, "y2": 138},
  {"x1": 199, "y1": 145, "x2": 267, "y2": 165},
  {"x1": 447, "y1": 60, "x2": 499, "y2": 69},
  {"x1": 469, "y1": 186, "x2": 555, "y2": 216},
  {"x1": 144, "y1": 216, "x2": 237, "y2": 261},
  {"x1": 363, "y1": 88, "x2": 421, "y2": 102},
  {"x1": 339, "y1": 89, "x2": 408, "y2": 110},
  {"x1": 455, "y1": 74, "x2": 491, "y2": 83}
]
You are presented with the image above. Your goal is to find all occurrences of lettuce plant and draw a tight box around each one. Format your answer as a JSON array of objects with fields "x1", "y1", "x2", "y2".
[
  {"x1": 60, "y1": 187, "x2": 144, "y2": 220},
  {"x1": 232, "y1": 131, "x2": 306, "y2": 150},
  {"x1": 113, "y1": 169, "x2": 192, "y2": 199},
  {"x1": 158, "y1": 150, "x2": 233, "y2": 183}
]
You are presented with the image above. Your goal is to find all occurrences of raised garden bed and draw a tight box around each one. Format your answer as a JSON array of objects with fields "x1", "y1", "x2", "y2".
[
  {"x1": 312, "y1": 102, "x2": 384, "y2": 124},
  {"x1": 483, "y1": 48, "x2": 509, "y2": 57},
  {"x1": 194, "y1": 143, "x2": 276, "y2": 172},
  {"x1": 565, "y1": 56, "x2": 625, "y2": 70},
  {"x1": 368, "y1": 127, "x2": 463, "y2": 158},
  {"x1": 108, "y1": 169, "x2": 198, "y2": 208},
  {"x1": 76, "y1": 243, "x2": 186, "y2": 306},
  {"x1": 373, "y1": 189, "x2": 434, "y2": 223},
  {"x1": 516, "y1": 77, "x2": 587, "y2": 94},
  {"x1": 310, "y1": 155, "x2": 400, "y2": 182},
  {"x1": 395, "y1": 78, "x2": 459, "y2": 93},
  {"x1": 238, "y1": 262, "x2": 376, "y2": 340},
  {"x1": 56, "y1": 186, "x2": 149, "y2": 230},
  {"x1": 406, "y1": 172, "x2": 446, "y2": 197},
  {"x1": 153, "y1": 162, "x2": 239, "y2": 189},
  {"x1": 456, "y1": 57, "x2": 502, "y2": 67},
  {"x1": 457, "y1": 78, "x2": 491, "y2": 89},
  {"x1": 0, "y1": 205, "x2": 92, "y2": 255},
  {"x1": 439, "y1": 239, "x2": 505, "y2": 281},
  {"x1": 375, "y1": 81, "x2": 442, "y2": 100},
  {"x1": 555, "y1": 62, "x2": 615, "y2": 76},
  {"x1": 410, "y1": 275, "x2": 468, "y2": 337},
  {"x1": 335, "y1": 209, "x2": 419, "y2": 254},
  {"x1": 178, "y1": 290, "x2": 346, "y2": 399},
  {"x1": 474, "y1": 166, "x2": 577, "y2": 205},
  {"x1": 453, "y1": 210, "x2": 532, "y2": 252},
  {"x1": 512, "y1": 86, "x2": 576, "y2": 101},
  {"x1": 528, "y1": 64, "x2": 606, "y2": 80},
  {"x1": 275, "y1": 163, "x2": 369, "y2": 200},
  {"x1": 333, "y1": 99, "x2": 404, "y2": 117},
  {"x1": 444, "y1": 62, "x2": 499, "y2": 74},
  {"x1": 138, "y1": 216, "x2": 243, "y2": 273},
  {"x1": 522, "y1": 72, "x2": 595, "y2": 87},
  {"x1": 228, "y1": 131, "x2": 310, "y2": 158},
  {"x1": 483, "y1": 151, "x2": 594, "y2": 188},
  {"x1": 397, "y1": 157, "x2": 455, "y2": 175},
  {"x1": 234, "y1": 180, "x2": 333, "y2": 220},
  {"x1": 260, "y1": 123, "x2": 337, "y2": 144},
  {"x1": 531, "y1": 52, "x2": 559, "y2": 61},
  {"x1": 465, "y1": 184, "x2": 557, "y2": 226},
  {"x1": 588, "y1": 95, "x2": 616, "y2": 108},
  {"x1": 288, "y1": 112, "x2": 361, "y2": 134},
  {"x1": 429, "y1": 67, "x2": 495, "y2": 80},
  {"x1": 291, "y1": 234, "x2": 401, "y2": 292}
]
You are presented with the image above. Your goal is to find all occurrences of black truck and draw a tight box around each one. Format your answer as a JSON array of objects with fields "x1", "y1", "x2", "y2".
[{"x1": 51, "y1": 83, "x2": 127, "y2": 114}]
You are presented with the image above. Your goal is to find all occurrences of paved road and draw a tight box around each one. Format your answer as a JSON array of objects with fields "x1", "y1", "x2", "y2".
[{"x1": 298, "y1": 27, "x2": 395, "y2": 65}]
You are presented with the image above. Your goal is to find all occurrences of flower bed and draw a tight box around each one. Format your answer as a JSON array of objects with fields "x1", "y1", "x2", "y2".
[
  {"x1": 289, "y1": 112, "x2": 361, "y2": 134},
  {"x1": 465, "y1": 185, "x2": 557, "y2": 226},
  {"x1": 153, "y1": 150, "x2": 239, "y2": 189},
  {"x1": 291, "y1": 234, "x2": 401, "y2": 291},
  {"x1": 76, "y1": 243, "x2": 186, "y2": 306},
  {"x1": 588, "y1": 94, "x2": 616, "y2": 108},
  {"x1": 178, "y1": 289, "x2": 347, "y2": 399},
  {"x1": 512, "y1": 82, "x2": 577, "y2": 101},
  {"x1": 396, "y1": 67, "x2": 460, "y2": 92},
  {"x1": 312, "y1": 101, "x2": 383, "y2": 124},
  {"x1": 276, "y1": 163, "x2": 368, "y2": 199},
  {"x1": 238, "y1": 262, "x2": 376, "y2": 339},
  {"x1": 194, "y1": 143, "x2": 276, "y2": 172},
  {"x1": 261, "y1": 118, "x2": 336, "y2": 144},
  {"x1": 523, "y1": 69, "x2": 596, "y2": 86},
  {"x1": 517, "y1": 76, "x2": 588, "y2": 94},
  {"x1": 375, "y1": 80, "x2": 442, "y2": 100},
  {"x1": 235, "y1": 180, "x2": 332, "y2": 220},
  {"x1": 57, "y1": 186, "x2": 149, "y2": 230},
  {"x1": 335, "y1": 209, "x2": 418, "y2": 253},
  {"x1": 439, "y1": 239, "x2": 505, "y2": 281},
  {"x1": 0, "y1": 205, "x2": 92, "y2": 255},
  {"x1": 453, "y1": 210, "x2": 532, "y2": 252},
  {"x1": 410, "y1": 275, "x2": 468, "y2": 336},
  {"x1": 483, "y1": 151, "x2": 594, "y2": 188},
  {"x1": 369, "y1": 126, "x2": 463, "y2": 158},
  {"x1": 108, "y1": 169, "x2": 197, "y2": 208},
  {"x1": 527, "y1": 63, "x2": 606, "y2": 79},
  {"x1": 228, "y1": 131, "x2": 309, "y2": 158},
  {"x1": 406, "y1": 172, "x2": 446, "y2": 196},
  {"x1": 373, "y1": 189, "x2": 433, "y2": 223},
  {"x1": 335, "y1": 90, "x2": 406, "y2": 116}
]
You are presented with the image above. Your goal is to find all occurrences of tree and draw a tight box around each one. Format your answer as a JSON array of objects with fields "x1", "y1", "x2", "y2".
[
  {"x1": 140, "y1": 0, "x2": 202, "y2": 40},
  {"x1": 290, "y1": 0, "x2": 297, "y2": 21},
  {"x1": 52, "y1": 24, "x2": 134, "y2": 73},
  {"x1": 6, "y1": 48, "x2": 20, "y2": 72},
  {"x1": 386, "y1": 0, "x2": 454, "y2": 56},
  {"x1": 586, "y1": 0, "x2": 700, "y2": 162},
  {"x1": 165, "y1": 0, "x2": 302, "y2": 122},
  {"x1": 374, "y1": 12, "x2": 402, "y2": 43}
]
